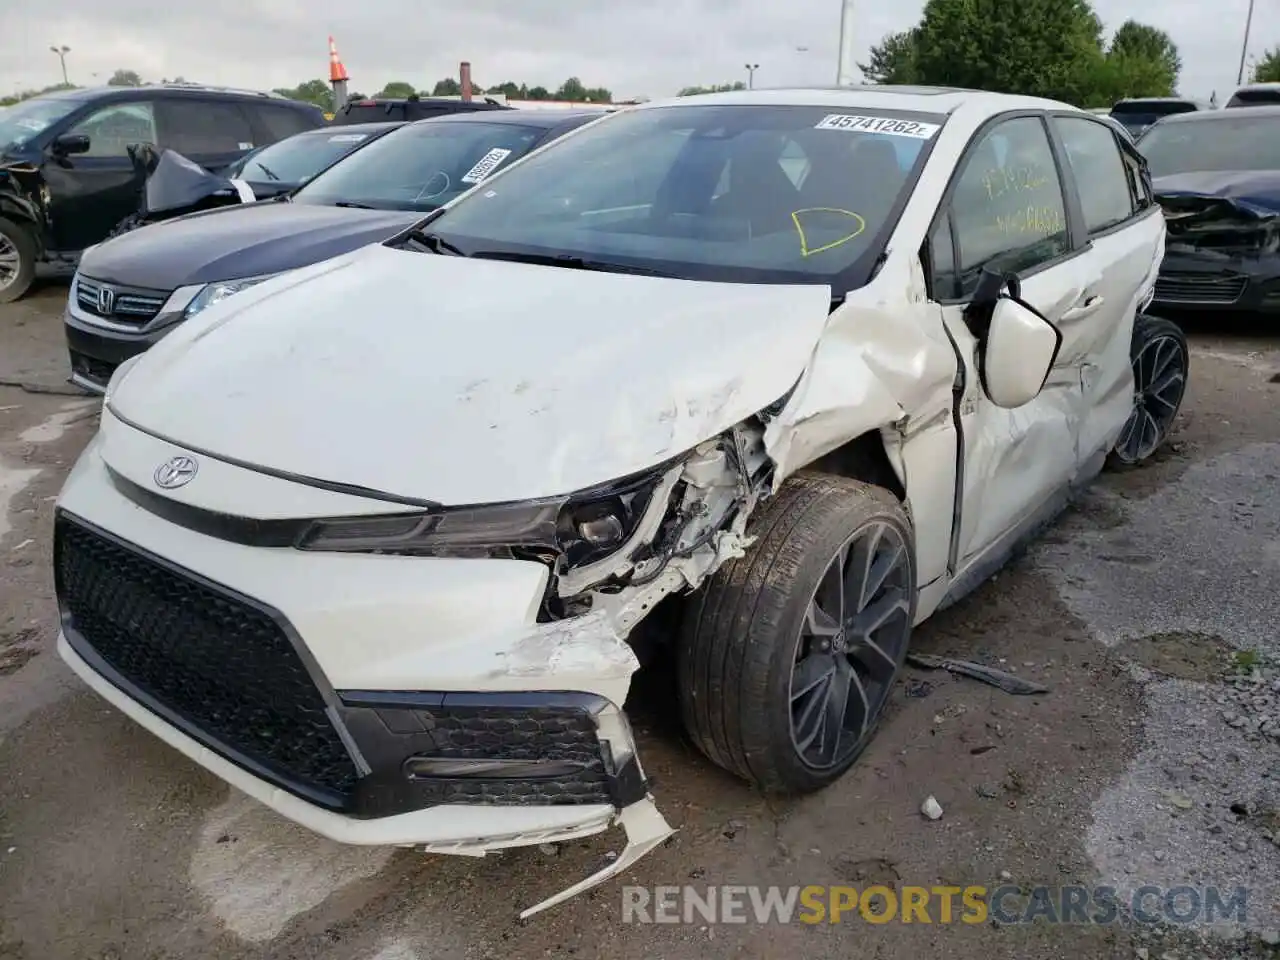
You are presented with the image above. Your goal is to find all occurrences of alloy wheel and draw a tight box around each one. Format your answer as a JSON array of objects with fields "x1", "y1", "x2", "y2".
[
  {"x1": 1114, "y1": 332, "x2": 1187, "y2": 463},
  {"x1": 0, "y1": 233, "x2": 18, "y2": 290}
]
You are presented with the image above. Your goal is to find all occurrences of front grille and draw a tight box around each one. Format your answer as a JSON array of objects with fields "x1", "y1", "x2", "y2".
[
  {"x1": 1153, "y1": 271, "x2": 1248, "y2": 305},
  {"x1": 55, "y1": 514, "x2": 360, "y2": 807},
  {"x1": 76, "y1": 276, "x2": 168, "y2": 325}
]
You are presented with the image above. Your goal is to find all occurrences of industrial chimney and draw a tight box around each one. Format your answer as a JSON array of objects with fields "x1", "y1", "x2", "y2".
[{"x1": 460, "y1": 61, "x2": 473, "y2": 102}]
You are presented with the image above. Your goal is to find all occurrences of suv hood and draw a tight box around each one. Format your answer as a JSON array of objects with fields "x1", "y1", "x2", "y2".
[
  {"x1": 108, "y1": 244, "x2": 834, "y2": 505},
  {"x1": 77, "y1": 202, "x2": 423, "y2": 290}
]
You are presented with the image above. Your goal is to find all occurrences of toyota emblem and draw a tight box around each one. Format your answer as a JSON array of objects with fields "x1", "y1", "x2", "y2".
[
  {"x1": 154, "y1": 455, "x2": 198, "y2": 489},
  {"x1": 97, "y1": 285, "x2": 116, "y2": 315}
]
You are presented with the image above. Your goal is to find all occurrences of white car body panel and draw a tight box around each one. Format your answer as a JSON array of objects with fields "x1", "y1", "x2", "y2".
[{"x1": 55, "y1": 85, "x2": 1167, "y2": 916}]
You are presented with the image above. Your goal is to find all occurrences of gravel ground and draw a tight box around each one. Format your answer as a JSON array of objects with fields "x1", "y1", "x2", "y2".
[{"x1": 2, "y1": 285, "x2": 1279, "y2": 960}]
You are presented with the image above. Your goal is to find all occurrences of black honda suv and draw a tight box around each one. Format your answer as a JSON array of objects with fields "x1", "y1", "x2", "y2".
[{"x1": 0, "y1": 84, "x2": 325, "y2": 302}]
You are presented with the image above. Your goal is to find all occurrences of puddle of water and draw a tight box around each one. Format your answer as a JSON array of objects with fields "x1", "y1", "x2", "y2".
[
  {"x1": 17, "y1": 400, "x2": 97, "y2": 444},
  {"x1": 0, "y1": 460, "x2": 41, "y2": 542},
  {"x1": 189, "y1": 793, "x2": 393, "y2": 943}
]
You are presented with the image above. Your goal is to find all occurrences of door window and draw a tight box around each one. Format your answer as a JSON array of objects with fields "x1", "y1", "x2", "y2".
[
  {"x1": 158, "y1": 100, "x2": 255, "y2": 154},
  {"x1": 66, "y1": 102, "x2": 157, "y2": 157},
  {"x1": 250, "y1": 103, "x2": 317, "y2": 142},
  {"x1": 948, "y1": 116, "x2": 1070, "y2": 298},
  {"x1": 1054, "y1": 116, "x2": 1135, "y2": 234}
]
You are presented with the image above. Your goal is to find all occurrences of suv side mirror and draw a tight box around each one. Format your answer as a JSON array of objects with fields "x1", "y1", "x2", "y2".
[
  {"x1": 51, "y1": 133, "x2": 91, "y2": 156},
  {"x1": 979, "y1": 271, "x2": 1064, "y2": 408}
]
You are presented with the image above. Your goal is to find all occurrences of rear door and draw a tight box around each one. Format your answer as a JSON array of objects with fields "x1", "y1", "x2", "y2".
[
  {"x1": 154, "y1": 98, "x2": 257, "y2": 172},
  {"x1": 42, "y1": 97, "x2": 158, "y2": 251},
  {"x1": 245, "y1": 102, "x2": 324, "y2": 146},
  {"x1": 1049, "y1": 113, "x2": 1165, "y2": 469},
  {"x1": 926, "y1": 112, "x2": 1095, "y2": 571}
]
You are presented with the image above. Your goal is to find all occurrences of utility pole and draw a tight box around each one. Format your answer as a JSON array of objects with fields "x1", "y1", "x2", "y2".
[
  {"x1": 50, "y1": 45, "x2": 70, "y2": 85},
  {"x1": 1237, "y1": 0, "x2": 1256, "y2": 86},
  {"x1": 745, "y1": 63, "x2": 759, "y2": 89},
  {"x1": 836, "y1": 0, "x2": 857, "y2": 86}
]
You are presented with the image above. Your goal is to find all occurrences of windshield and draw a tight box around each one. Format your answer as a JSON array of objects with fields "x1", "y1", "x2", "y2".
[
  {"x1": 1111, "y1": 102, "x2": 1196, "y2": 133},
  {"x1": 423, "y1": 104, "x2": 940, "y2": 285},
  {"x1": 228, "y1": 129, "x2": 377, "y2": 184},
  {"x1": 292, "y1": 120, "x2": 545, "y2": 211},
  {"x1": 0, "y1": 97, "x2": 78, "y2": 151},
  {"x1": 1139, "y1": 116, "x2": 1280, "y2": 176}
]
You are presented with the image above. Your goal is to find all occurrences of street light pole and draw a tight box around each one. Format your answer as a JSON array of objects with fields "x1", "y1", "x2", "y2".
[
  {"x1": 1237, "y1": 0, "x2": 1255, "y2": 86},
  {"x1": 836, "y1": 0, "x2": 857, "y2": 86},
  {"x1": 745, "y1": 63, "x2": 759, "y2": 89},
  {"x1": 50, "y1": 45, "x2": 70, "y2": 85}
]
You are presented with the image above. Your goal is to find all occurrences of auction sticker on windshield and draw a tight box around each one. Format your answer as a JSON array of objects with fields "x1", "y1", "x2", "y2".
[
  {"x1": 815, "y1": 115, "x2": 940, "y2": 138},
  {"x1": 329, "y1": 133, "x2": 368, "y2": 143},
  {"x1": 461, "y1": 148, "x2": 514, "y2": 184}
]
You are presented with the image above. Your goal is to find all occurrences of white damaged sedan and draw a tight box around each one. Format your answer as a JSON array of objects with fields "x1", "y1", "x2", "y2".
[{"x1": 54, "y1": 86, "x2": 1185, "y2": 915}]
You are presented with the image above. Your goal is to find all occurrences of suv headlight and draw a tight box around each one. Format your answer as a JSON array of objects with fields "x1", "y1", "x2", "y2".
[
  {"x1": 184, "y1": 273, "x2": 280, "y2": 319},
  {"x1": 295, "y1": 468, "x2": 665, "y2": 569}
]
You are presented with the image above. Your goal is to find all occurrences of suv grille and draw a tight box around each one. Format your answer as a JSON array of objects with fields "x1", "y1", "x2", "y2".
[
  {"x1": 1153, "y1": 271, "x2": 1247, "y2": 305},
  {"x1": 55, "y1": 514, "x2": 359, "y2": 808},
  {"x1": 76, "y1": 277, "x2": 169, "y2": 325}
]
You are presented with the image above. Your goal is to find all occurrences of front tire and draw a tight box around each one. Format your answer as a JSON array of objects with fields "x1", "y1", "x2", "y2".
[
  {"x1": 1109, "y1": 313, "x2": 1189, "y2": 467},
  {"x1": 0, "y1": 216, "x2": 36, "y2": 304},
  {"x1": 677, "y1": 472, "x2": 916, "y2": 794}
]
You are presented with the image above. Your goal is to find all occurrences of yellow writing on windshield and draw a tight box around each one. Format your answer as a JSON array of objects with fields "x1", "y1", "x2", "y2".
[
  {"x1": 995, "y1": 204, "x2": 1065, "y2": 237},
  {"x1": 982, "y1": 165, "x2": 1049, "y2": 202},
  {"x1": 791, "y1": 208, "x2": 867, "y2": 257}
]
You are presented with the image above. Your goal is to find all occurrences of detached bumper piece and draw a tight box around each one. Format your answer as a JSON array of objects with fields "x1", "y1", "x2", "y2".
[{"x1": 53, "y1": 511, "x2": 648, "y2": 819}]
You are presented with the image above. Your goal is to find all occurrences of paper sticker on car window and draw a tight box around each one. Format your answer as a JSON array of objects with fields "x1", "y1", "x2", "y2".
[
  {"x1": 814, "y1": 115, "x2": 940, "y2": 139},
  {"x1": 14, "y1": 118, "x2": 47, "y2": 132},
  {"x1": 238, "y1": 142, "x2": 254, "y2": 150},
  {"x1": 329, "y1": 133, "x2": 368, "y2": 143},
  {"x1": 460, "y1": 148, "x2": 513, "y2": 184}
]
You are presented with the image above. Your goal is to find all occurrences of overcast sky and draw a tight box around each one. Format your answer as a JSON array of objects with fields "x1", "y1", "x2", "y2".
[{"x1": 1, "y1": 0, "x2": 1270, "y2": 102}]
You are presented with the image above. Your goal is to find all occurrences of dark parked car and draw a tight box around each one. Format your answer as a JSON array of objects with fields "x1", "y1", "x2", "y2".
[
  {"x1": 1138, "y1": 106, "x2": 1280, "y2": 313},
  {"x1": 64, "y1": 109, "x2": 602, "y2": 393},
  {"x1": 330, "y1": 96, "x2": 512, "y2": 125},
  {"x1": 0, "y1": 84, "x2": 324, "y2": 302},
  {"x1": 1109, "y1": 97, "x2": 1208, "y2": 137},
  {"x1": 223, "y1": 121, "x2": 404, "y2": 199}
]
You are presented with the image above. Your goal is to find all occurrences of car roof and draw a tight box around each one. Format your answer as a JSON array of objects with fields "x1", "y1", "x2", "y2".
[
  {"x1": 29, "y1": 84, "x2": 314, "y2": 106},
  {"x1": 297, "y1": 120, "x2": 405, "y2": 136},
  {"x1": 1154, "y1": 104, "x2": 1280, "y2": 124},
  {"x1": 631, "y1": 85, "x2": 1075, "y2": 116},
  {"x1": 1113, "y1": 96, "x2": 1202, "y2": 105},
  {"x1": 410, "y1": 109, "x2": 606, "y2": 128}
]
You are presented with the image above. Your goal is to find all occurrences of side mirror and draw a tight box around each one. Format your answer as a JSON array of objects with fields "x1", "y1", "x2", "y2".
[
  {"x1": 982, "y1": 294, "x2": 1063, "y2": 408},
  {"x1": 51, "y1": 133, "x2": 91, "y2": 156}
]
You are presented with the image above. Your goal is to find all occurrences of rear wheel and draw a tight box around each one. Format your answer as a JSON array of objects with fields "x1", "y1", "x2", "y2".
[
  {"x1": 677, "y1": 472, "x2": 916, "y2": 794},
  {"x1": 1109, "y1": 313, "x2": 1189, "y2": 467},
  {"x1": 0, "y1": 217, "x2": 36, "y2": 304}
]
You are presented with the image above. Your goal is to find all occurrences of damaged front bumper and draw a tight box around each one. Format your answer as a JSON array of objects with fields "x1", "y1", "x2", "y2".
[{"x1": 52, "y1": 424, "x2": 698, "y2": 918}]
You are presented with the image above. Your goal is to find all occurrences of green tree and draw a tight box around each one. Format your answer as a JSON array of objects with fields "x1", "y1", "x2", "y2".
[
  {"x1": 376, "y1": 81, "x2": 416, "y2": 99},
  {"x1": 526, "y1": 85, "x2": 551, "y2": 100},
  {"x1": 677, "y1": 81, "x2": 746, "y2": 96},
  {"x1": 431, "y1": 77, "x2": 461, "y2": 96},
  {"x1": 1254, "y1": 46, "x2": 1280, "y2": 83},
  {"x1": 913, "y1": 0, "x2": 1106, "y2": 104},
  {"x1": 108, "y1": 69, "x2": 143, "y2": 87},
  {"x1": 491, "y1": 81, "x2": 527, "y2": 99},
  {"x1": 859, "y1": 29, "x2": 920, "y2": 84},
  {"x1": 272, "y1": 79, "x2": 333, "y2": 108},
  {"x1": 1108, "y1": 20, "x2": 1180, "y2": 81},
  {"x1": 555, "y1": 77, "x2": 587, "y2": 101}
]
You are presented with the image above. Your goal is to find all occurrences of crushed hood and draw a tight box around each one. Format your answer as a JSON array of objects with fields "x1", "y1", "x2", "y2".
[
  {"x1": 77, "y1": 202, "x2": 423, "y2": 290},
  {"x1": 108, "y1": 244, "x2": 833, "y2": 505},
  {"x1": 1154, "y1": 171, "x2": 1280, "y2": 254}
]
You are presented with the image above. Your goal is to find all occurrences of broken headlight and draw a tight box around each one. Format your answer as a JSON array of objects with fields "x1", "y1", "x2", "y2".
[{"x1": 294, "y1": 469, "x2": 663, "y2": 568}]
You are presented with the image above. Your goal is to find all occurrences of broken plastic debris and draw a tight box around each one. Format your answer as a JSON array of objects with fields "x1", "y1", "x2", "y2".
[
  {"x1": 921, "y1": 796, "x2": 943, "y2": 820},
  {"x1": 906, "y1": 653, "x2": 1049, "y2": 695}
]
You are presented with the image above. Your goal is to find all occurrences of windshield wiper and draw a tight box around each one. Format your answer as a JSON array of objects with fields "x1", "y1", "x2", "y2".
[
  {"x1": 467, "y1": 251, "x2": 676, "y2": 277},
  {"x1": 401, "y1": 230, "x2": 468, "y2": 256},
  {"x1": 253, "y1": 161, "x2": 280, "y2": 181}
]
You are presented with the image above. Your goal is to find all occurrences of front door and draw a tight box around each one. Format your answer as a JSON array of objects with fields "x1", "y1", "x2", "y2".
[
  {"x1": 154, "y1": 100, "x2": 257, "y2": 174},
  {"x1": 927, "y1": 113, "x2": 1097, "y2": 572},
  {"x1": 43, "y1": 100, "x2": 157, "y2": 252}
]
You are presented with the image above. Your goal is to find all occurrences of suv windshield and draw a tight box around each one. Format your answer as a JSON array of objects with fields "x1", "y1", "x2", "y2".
[
  {"x1": 1110, "y1": 101, "x2": 1197, "y2": 134},
  {"x1": 229, "y1": 129, "x2": 379, "y2": 184},
  {"x1": 0, "y1": 97, "x2": 79, "y2": 151},
  {"x1": 1139, "y1": 115, "x2": 1280, "y2": 176},
  {"x1": 1227, "y1": 88, "x2": 1280, "y2": 107},
  {"x1": 292, "y1": 120, "x2": 543, "y2": 211},
  {"x1": 424, "y1": 104, "x2": 941, "y2": 285}
]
